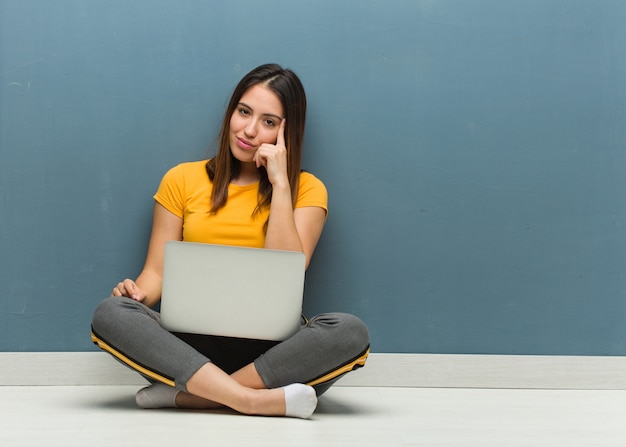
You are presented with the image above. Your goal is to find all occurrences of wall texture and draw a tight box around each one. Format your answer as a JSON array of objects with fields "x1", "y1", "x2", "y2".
[{"x1": 1, "y1": 0, "x2": 625, "y2": 354}]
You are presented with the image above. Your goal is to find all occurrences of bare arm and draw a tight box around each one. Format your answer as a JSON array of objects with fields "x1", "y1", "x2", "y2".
[
  {"x1": 254, "y1": 120, "x2": 326, "y2": 268},
  {"x1": 264, "y1": 183, "x2": 326, "y2": 269},
  {"x1": 112, "y1": 202, "x2": 183, "y2": 307}
]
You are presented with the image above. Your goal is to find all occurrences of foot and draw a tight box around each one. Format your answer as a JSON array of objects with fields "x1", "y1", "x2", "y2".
[
  {"x1": 283, "y1": 384, "x2": 317, "y2": 419},
  {"x1": 135, "y1": 383, "x2": 178, "y2": 409}
]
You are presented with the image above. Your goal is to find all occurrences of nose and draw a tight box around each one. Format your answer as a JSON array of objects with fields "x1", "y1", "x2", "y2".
[{"x1": 244, "y1": 119, "x2": 257, "y2": 138}]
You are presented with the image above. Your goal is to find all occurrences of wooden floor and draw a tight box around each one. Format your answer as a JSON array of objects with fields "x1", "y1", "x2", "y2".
[{"x1": 2, "y1": 385, "x2": 625, "y2": 446}]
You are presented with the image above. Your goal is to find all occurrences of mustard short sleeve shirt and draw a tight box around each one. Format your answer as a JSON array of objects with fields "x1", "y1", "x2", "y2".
[{"x1": 153, "y1": 160, "x2": 328, "y2": 248}]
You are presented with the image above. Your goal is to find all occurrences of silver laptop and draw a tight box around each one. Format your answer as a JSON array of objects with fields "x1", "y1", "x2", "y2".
[{"x1": 160, "y1": 241, "x2": 306, "y2": 341}]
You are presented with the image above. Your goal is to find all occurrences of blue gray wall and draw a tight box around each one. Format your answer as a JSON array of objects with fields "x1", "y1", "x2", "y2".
[{"x1": 1, "y1": 1, "x2": 625, "y2": 354}]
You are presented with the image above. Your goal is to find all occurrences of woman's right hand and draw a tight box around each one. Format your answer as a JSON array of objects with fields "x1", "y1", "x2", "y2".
[{"x1": 112, "y1": 279, "x2": 146, "y2": 302}]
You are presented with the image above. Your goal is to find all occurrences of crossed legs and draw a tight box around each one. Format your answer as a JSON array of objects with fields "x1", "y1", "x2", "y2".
[{"x1": 91, "y1": 297, "x2": 369, "y2": 418}]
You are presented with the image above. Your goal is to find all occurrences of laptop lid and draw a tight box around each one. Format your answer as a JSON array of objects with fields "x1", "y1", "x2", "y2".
[{"x1": 160, "y1": 241, "x2": 305, "y2": 341}]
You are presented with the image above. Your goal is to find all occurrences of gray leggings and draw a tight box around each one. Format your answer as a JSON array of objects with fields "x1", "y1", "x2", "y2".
[{"x1": 91, "y1": 297, "x2": 370, "y2": 396}]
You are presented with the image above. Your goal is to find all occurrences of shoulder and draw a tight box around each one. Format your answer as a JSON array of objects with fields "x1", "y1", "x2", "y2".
[
  {"x1": 156, "y1": 160, "x2": 209, "y2": 194},
  {"x1": 298, "y1": 171, "x2": 326, "y2": 191},
  {"x1": 296, "y1": 171, "x2": 328, "y2": 210},
  {"x1": 164, "y1": 159, "x2": 209, "y2": 176},
  {"x1": 160, "y1": 160, "x2": 208, "y2": 184},
  {"x1": 154, "y1": 160, "x2": 210, "y2": 216}
]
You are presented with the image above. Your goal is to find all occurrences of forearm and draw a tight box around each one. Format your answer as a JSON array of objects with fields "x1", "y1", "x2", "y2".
[
  {"x1": 134, "y1": 269, "x2": 163, "y2": 308},
  {"x1": 264, "y1": 184, "x2": 303, "y2": 253}
]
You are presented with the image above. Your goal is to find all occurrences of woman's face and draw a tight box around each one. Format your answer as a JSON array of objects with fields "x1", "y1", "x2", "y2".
[{"x1": 229, "y1": 84, "x2": 284, "y2": 164}]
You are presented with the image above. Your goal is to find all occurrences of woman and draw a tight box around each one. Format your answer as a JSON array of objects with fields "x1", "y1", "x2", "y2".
[{"x1": 91, "y1": 63, "x2": 370, "y2": 419}]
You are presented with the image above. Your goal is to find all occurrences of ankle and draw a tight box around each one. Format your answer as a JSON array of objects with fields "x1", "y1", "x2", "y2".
[
  {"x1": 244, "y1": 388, "x2": 285, "y2": 416},
  {"x1": 175, "y1": 391, "x2": 223, "y2": 410}
]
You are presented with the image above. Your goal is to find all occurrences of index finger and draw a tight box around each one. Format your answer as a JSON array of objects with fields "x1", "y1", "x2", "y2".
[{"x1": 276, "y1": 119, "x2": 286, "y2": 147}]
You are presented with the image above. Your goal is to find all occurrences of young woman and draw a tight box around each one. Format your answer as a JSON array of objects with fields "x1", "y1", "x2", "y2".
[{"x1": 91, "y1": 63, "x2": 370, "y2": 419}]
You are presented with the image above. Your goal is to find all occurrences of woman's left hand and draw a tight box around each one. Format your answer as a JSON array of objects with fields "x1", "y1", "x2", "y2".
[{"x1": 254, "y1": 119, "x2": 289, "y2": 188}]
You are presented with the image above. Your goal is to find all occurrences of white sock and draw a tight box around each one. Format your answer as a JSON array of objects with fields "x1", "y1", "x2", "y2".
[
  {"x1": 135, "y1": 383, "x2": 179, "y2": 409},
  {"x1": 283, "y1": 384, "x2": 317, "y2": 419}
]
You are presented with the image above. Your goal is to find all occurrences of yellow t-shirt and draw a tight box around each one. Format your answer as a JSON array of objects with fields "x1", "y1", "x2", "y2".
[{"x1": 153, "y1": 160, "x2": 328, "y2": 248}]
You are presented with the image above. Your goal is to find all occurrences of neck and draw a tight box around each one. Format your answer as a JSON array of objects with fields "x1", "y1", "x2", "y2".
[{"x1": 232, "y1": 162, "x2": 260, "y2": 186}]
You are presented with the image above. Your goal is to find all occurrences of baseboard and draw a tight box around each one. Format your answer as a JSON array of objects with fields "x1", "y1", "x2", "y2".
[{"x1": 2, "y1": 352, "x2": 626, "y2": 389}]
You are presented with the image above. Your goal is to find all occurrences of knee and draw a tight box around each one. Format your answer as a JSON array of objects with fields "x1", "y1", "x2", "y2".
[
  {"x1": 311, "y1": 312, "x2": 370, "y2": 355},
  {"x1": 92, "y1": 297, "x2": 118, "y2": 334},
  {"x1": 91, "y1": 296, "x2": 139, "y2": 335},
  {"x1": 341, "y1": 313, "x2": 370, "y2": 353}
]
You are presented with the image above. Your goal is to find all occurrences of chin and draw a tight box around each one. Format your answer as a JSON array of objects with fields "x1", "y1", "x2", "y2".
[{"x1": 230, "y1": 148, "x2": 255, "y2": 164}]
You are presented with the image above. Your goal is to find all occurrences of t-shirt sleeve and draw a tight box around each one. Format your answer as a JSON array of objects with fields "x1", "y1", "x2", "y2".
[
  {"x1": 296, "y1": 172, "x2": 328, "y2": 215},
  {"x1": 153, "y1": 164, "x2": 186, "y2": 218}
]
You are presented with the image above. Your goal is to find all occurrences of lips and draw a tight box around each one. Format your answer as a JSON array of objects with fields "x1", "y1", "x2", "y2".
[{"x1": 236, "y1": 137, "x2": 255, "y2": 150}]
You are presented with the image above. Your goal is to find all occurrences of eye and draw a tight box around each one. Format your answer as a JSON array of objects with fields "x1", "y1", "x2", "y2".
[
  {"x1": 238, "y1": 107, "x2": 251, "y2": 116},
  {"x1": 263, "y1": 119, "x2": 277, "y2": 127}
]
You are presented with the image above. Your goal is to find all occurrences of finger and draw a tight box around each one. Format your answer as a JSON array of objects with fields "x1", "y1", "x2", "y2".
[
  {"x1": 276, "y1": 119, "x2": 286, "y2": 147},
  {"x1": 124, "y1": 279, "x2": 147, "y2": 301},
  {"x1": 112, "y1": 280, "x2": 134, "y2": 298},
  {"x1": 254, "y1": 149, "x2": 263, "y2": 168},
  {"x1": 113, "y1": 281, "x2": 127, "y2": 296},
  {"x1": 123, "y1": 279, "x2": 140, "y2": 299}
]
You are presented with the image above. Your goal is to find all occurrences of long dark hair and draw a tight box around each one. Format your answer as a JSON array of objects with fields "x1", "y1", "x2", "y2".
[{"x1": 206, "y1": 63, "x2": 307, "y2": 214}]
